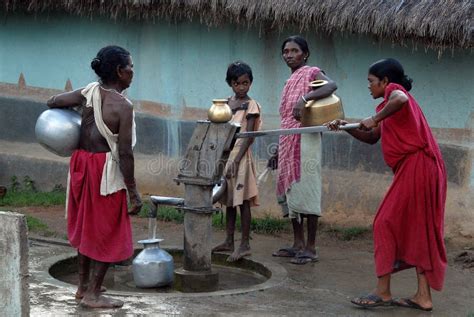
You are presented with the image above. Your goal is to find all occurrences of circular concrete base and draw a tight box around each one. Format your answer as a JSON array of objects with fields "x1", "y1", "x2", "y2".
[
  {"x1": 36, "y1": 241, "x2": 288, "y2": 298},
  {"x1": 174, "y1": 268, "x2": 219, "y2": 292}
]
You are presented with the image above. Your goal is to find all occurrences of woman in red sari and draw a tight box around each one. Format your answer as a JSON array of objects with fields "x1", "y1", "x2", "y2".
[{"x1": 328, "y1": 58, "x2": 447, "y2": 311}]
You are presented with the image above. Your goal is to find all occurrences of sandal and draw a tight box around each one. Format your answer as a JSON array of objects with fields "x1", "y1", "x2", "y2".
[
  {"x1": 393, "y1": 298, "x2": 433, "y2": 311},
  {"x1": 272, "y1": 247, "x2": 300, "y2": 257},
  {"x1": 290, "y1": 251, "x2": 319, "y2": 265},
  {"x1": 351, "y1": 294, "x2": 393, "y2": 308}
]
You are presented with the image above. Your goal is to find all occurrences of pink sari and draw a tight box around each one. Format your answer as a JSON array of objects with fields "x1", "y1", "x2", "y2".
[{"x1": 277, "y1": 65, "x2": 320, "y2": 196}]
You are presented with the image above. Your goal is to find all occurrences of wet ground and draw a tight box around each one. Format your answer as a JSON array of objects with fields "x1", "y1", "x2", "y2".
[{"x1": 18, "y1": 207, "x2": 474, "y2": 316}]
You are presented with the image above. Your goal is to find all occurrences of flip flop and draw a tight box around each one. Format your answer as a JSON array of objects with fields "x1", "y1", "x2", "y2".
[
  {"x1": 351, "y1": 294, "x2": 393, "y2": 308},
  {"x1": 272, "y1": 247, "x2": 299, "y2": 257},
  {"x1": 393, "y1": 298, "x2": 433, "y2": 311},
  {"x1": 290, "y1": 253, "x2": 319, "y2": 265}
]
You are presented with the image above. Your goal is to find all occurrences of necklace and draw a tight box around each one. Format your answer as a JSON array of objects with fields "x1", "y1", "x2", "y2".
[
  {"x1": 100, "y1": 86, "x2": 123, "y2": 96},
  {"x1": 100, "y1": 85, "x2": 132, "y2": 104}
]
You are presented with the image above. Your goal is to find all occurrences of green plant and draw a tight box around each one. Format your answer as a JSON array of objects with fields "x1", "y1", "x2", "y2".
[
  {"x1": 250, "y1": 216, "x2": 289, "y2": 234},
  {"x1": 0, "y1": 188, "x2": 66, "y2": 207},
  {"x1": 26, "y1": 215, "x2": 55, "y2": 237},
  {"x1": 9, "y1": 176, "x2": 20, "y2": 192},
  {"x1": 23, "y1": 176, "x2": 37, "y2": 192},
  {"x1": 157, "y1": 206, "x2": 184, "y2": 223},
  {"x1": 137, "y1": 203, "x2": 185, "y2": 223},
  {"x1": 51, "y1": 184, "x2": 65, "y2": 192},
  {"x1": 326, "y1": 226, "x2": 370, "y2": 241},
  {"x1": 212, "y1": 212, "x2": 290, "y2": 235}
]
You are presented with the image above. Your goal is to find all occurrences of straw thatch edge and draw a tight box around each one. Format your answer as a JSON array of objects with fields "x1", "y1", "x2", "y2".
[{"x1": 1, "y1": 0, "x2": 472, "y2": 51}]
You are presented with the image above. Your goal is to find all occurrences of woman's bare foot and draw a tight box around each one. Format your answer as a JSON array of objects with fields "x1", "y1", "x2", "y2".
[
  {"x1": 75, "y1": 285, "x2": 107, "y2": 300},
  {"x1": 212, "y1": 241, "x2": 234, "y2": 253},
  {"x1": 227, "y1": 245, "x2": 251, "y2": 262},
  {"x1": 80, "y1": 294, "x2": 123, "y2": 309}
]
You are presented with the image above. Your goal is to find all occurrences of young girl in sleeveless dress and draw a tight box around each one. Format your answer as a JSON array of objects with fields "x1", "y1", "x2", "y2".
[{"x1": 212, "y1": 61, "x2": 262, "y2": 262}]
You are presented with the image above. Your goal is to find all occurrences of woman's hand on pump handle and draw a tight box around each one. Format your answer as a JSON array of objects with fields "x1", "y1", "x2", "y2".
[
  {"x1": 326, "y1": 119, "x2": 349, "y2": 131},
  {"x1": 327, "y1": 117, "x2": 377, "y2": 131},
  {"x1": 359, "y1": 116, "x2": 378, "y2": 130}
]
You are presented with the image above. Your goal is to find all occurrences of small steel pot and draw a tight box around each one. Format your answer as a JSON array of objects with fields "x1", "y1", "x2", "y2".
[{"x1": 132, "y1": 239, "x2": 174, "y2": 288}]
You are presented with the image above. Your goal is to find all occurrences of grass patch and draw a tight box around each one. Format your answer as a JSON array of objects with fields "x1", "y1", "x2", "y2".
[
  {"x1": 0, "y1": 190, "x2": 66, "y2": 207},
  {"x1": 138, "y1": 202, "x2": 184, "y2": 223},
  {"x1": 213, "y1": 212, "x2": 290, "y2": 235},
  {"x1": 26, "y1": 215, "x2": 55, "y2": 237},
  {"x1": 325, "y1": 226, "x2": 370, "y2": 241},
  {"x1": 0, "y1": 176, "x2": 66, "y2": 207},
  {"x1": 138, "y1": 203, "x2": 289, "y2": 235},
  {"x1": 157, "y1": 206, "x2": 185, "y2": 223},
  {"x1": 251, "y1": 216, "x2": 290, "y2": 234}
]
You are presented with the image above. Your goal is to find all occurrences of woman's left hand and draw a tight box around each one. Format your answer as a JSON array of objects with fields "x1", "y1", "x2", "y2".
[
  {"x1": 360, "y1": 116, "x2": 378, "y2": 130},
  {"x1": 292, "y1": 98, "x2": 306, "y2": 121}
]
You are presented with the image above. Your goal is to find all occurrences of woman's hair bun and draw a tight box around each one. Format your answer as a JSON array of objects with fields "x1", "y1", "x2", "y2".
[
  {"x1": 401, "y1": 75, "x2": 413, "y2": 91},
  {"x1": 90, "y1": 58, "x2": 101, "y2": 71}
]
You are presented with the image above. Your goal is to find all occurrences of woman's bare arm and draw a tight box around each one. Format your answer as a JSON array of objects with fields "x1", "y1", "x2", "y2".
[
  {"x1": 303, "y1": 72, "x2": 337, "y2": 102},
  {"x1": 47, "y1": 89, "x2": 85, "y2": 108}
]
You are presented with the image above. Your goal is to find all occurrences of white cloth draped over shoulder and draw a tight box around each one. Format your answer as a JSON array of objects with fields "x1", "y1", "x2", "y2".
[{"x1": 81, "y1": 82, "x2": 136, "y2": 196}]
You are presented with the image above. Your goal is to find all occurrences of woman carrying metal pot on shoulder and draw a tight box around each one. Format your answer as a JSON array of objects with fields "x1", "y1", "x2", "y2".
[
  {"x1": 270, "y1": 35, "x2": 338, "y2": 265},
  {"x1": 47, "y1": 45, "x2": 142, "y2": 309}
]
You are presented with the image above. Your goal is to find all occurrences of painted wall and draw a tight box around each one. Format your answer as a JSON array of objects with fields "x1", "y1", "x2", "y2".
[{"x1": 0, "y1": 13, "x2": 473, "y2": 131}]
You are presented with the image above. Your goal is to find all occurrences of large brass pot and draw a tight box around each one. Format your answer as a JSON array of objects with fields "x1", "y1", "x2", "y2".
[
  {"x1": 300, "y1": 80, "x2": 344, "y2": 127},
  {"x1": 208, "y1": 99, "x2": 232, "y2": 123}
]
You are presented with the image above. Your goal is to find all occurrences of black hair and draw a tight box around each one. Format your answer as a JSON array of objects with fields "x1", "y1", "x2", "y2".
[
  {"x1": 281, "y1": 35, "x2": 310, "y2": 60},
  {"x1": 225, "y1": 61, "x2": 253, "y2": 86},
  {"x1": 368, "y1": 58, "x2": 413, "y2": 91},
  {"x1": 90, "y1": 45, "x2": 131, "y2": 84}
]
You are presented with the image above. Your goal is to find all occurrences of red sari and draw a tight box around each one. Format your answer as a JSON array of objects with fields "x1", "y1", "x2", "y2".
[
  {"x1": 68, "y1": 149, "x2": 133, "y2": 263},
  {"x1": 373, "y1": 83, "x2": 447, "y2": 291}
]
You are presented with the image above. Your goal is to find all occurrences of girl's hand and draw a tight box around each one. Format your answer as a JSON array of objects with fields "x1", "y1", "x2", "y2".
[
  {"x1": 225, "y1": 160, "x2": 240, "y2": 179},
  {"x1": 325, "y1": 119, "x2": 348, "y2": 131},
  {"x1": 360, "y1": 116, "x2": 378, "y2": 130},
  {"x1": 292, "y1": 98, "x2": 306, "y2": 121}
]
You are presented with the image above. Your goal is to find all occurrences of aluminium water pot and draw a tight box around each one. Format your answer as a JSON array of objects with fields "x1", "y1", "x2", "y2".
[
  {"x1": 35, "y1": 108, "x2": 82, "y2": 157},
  {"x1": 132, "y1": 238, "x2": 174, "y2": 288}
]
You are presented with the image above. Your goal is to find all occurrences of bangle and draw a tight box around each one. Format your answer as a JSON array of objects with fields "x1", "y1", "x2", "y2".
[{"x1": 301, "y1": 96, "x2": 309, "y2": 104}]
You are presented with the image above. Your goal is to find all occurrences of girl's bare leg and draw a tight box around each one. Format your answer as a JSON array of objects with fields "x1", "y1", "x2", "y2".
[
  {"x1": 212, "y1": 206, "x2": 236, "y2": 252},
  {"x1": 227, "y1": 201, "x2": 252, "y2": 262}
]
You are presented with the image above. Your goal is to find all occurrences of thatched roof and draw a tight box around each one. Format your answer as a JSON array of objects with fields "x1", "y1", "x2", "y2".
[{"x1": 2, "y1": 0, "x2": 473, "y2": 51}]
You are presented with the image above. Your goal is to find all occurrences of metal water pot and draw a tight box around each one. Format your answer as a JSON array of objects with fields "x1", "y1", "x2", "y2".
[
  {"x1": 208, "y1": 99, "x2": 232, "y2": 123},
  {"x1": 132, "y1": 238, "x2": 174, "y2": 288},
  {"x1": 35, "y1": 108, "x2": 82, "y2": 157},
  {"x1": 301, "y1": 80, "x2": 344, "y2": 127}
]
